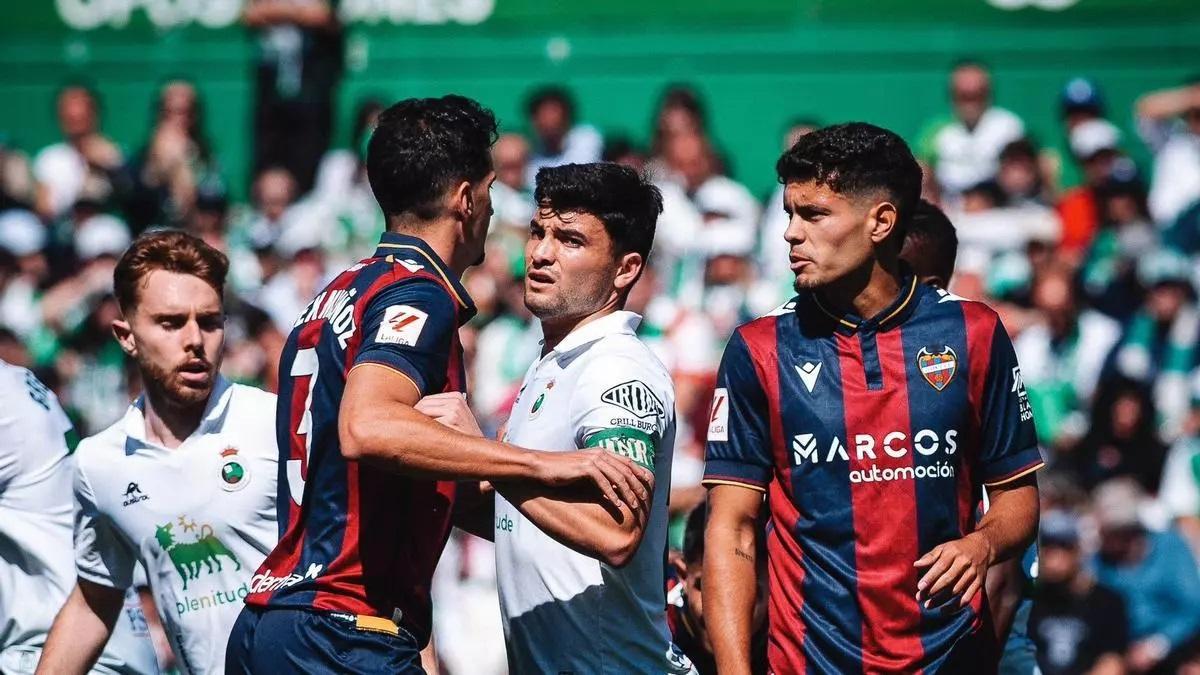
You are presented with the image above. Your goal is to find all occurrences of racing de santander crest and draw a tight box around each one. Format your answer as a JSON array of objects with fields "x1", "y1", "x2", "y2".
[{"x1": 917, "y1": 346, "x2": 957, "y2": 392}]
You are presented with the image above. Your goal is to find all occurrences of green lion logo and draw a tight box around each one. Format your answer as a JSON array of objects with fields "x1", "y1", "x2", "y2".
[{"x1": 154, "y1": 520, "x2": 241, "y2": 590}]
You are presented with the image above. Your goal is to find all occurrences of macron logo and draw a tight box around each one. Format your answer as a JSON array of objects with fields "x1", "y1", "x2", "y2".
[{"x1": 795, "y1": 362, "x2": 822, "y2": 393}]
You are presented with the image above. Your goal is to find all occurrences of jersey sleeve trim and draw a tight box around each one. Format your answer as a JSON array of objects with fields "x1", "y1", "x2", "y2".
[
  {"x1": 348, "y1": 362, "x2": 422, "y2": 398},
  {"x1": 982, "y1": 450, "x2": 1045, "y2": 486},
  {"x1": 701, "y1": 478, "x2": 767, "y2": 493}
]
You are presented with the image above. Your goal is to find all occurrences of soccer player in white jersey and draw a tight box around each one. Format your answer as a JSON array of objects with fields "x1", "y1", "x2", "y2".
[
  {"x1": 37, "y1": 231, "x2": 279, "y2": 675},
  {"x1": 419, "y1": 162, "x2": 694, "y2": 674},
  {"x1": 0, "y1": 360, "x2": 158, "y2": 675}
]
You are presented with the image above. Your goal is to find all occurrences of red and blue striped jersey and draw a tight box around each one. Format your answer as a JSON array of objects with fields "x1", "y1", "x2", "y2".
[
  {"x1": 245, "y1": 232, "x2": 474, "y2": 646},
  {"x1": 703, "y1": 275, "x2": 1043, "y2": 675}
]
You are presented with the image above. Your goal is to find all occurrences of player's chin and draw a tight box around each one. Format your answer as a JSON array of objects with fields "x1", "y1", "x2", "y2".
[
  {"x1": 793, "y1": 272, "x2": 823, "y2": 291},
  {"x1": 169, "y1": 376, "x2": 214, "y2": 405}
]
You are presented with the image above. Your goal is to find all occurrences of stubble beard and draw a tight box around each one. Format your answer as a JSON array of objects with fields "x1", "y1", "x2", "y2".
[{"x1": 137, "y1": 352, "x2": 212, "y2": 413}]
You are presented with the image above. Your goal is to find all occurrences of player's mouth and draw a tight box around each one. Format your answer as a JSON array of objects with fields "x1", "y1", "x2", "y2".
[
  {"x1": 527, "y1": 269, "x2": 556, "y2": 288},
  {"x1": 789, "y1": 255, "x2": 813, "y2": 272},
  {"x1": 177, "y1": 359, "x2": 212, "y2": 385}
]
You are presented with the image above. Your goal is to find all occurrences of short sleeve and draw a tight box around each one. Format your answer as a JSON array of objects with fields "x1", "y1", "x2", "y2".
[
  {"x1": 978, "y1": 318, "x2": 1044, "y2": 486},
  {"x1": 703, "y1": 331, "x2": 773, "y2": 491},
  {"x1": 572, "y1": 355, "x2": 672, "y2": 474},
  {"x1": 352, "y1": 278, "x2": 458, "y2": 397},
  {"x1": 73, "y1": 461, "x2": 137, "y2": 590}
]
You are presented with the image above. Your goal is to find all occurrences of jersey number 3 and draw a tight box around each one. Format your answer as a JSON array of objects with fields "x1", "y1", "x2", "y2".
[{"x1": 288, "y1": 347, "x2": 320, "y2": 506}]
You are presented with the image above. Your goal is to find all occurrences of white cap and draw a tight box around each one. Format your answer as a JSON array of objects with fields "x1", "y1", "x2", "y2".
[
  {"x1": 0, "y1": 209, "x2": 47, "y2": 256},
  {"x1": 76, "y1": 214, "x2": 131, "y2": 260},
  {"x1": 1069, "y1": 119, "x2": 1121, "y2": 159}
]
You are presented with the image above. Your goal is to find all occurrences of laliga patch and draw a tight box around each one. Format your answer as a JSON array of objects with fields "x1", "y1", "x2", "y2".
[
  {"x1": 376, "y1": 305, "x2": 428, "y2": 346},
  {"x1": 917, "y1": 346, "x2": 957, "y2": 391},
  {"x1": 707, "y1": 388, "x2": 729, "y2": 442},
  {"x1": 600, "y1": 380, "x2": 664, "y2": 419}
]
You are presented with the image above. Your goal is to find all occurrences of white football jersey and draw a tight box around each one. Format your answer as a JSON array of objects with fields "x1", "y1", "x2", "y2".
[
  {"x1": 73, "y1": 377, "x2": 279, "y2": 674},
  {"x1": 495, "y1": 311, "x2": 694, "y2": 674},
  {"x1": 0, "y1": 360, "x2": 158, "y2": 675}
]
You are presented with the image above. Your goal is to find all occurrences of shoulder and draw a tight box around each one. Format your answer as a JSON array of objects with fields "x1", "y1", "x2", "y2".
[
  {"x1": 986, "y1": 107, "x2": 1025, "y2": 131},
  {"x1": 74, "y1": 415, "x2": 130, "y2": 476},
  {"x1": 920, "y1": 287, "x2": 1001, "y2": 325},
  {"x1": 227, "y1": 382, "x2": 278, "y2": 415},
  {"x1": 580, "y1": 337, "x2": 673, "y2": 395}
]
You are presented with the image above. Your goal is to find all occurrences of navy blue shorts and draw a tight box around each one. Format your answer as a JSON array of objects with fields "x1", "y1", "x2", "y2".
[{"x1": 225, "y1": 606, "x2": 424, "y2": 674}]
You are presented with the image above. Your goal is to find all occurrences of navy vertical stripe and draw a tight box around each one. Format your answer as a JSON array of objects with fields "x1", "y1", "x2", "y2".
[
  {"x1": 774, "y1": 309, "x2": 865, "y2": 674},
  {"x1": 899, "y1": 291, "x2": 980, "y2": 669}
]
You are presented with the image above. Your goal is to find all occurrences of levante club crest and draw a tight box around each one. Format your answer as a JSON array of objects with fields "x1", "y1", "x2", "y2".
[{"x1": 917, "y1": 346, "x2": 958, "y2": 391}]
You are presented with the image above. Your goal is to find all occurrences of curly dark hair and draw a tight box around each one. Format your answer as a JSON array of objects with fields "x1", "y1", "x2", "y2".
[
  {"x1": 776, "y1": 122, "x2": 922, "y2": 237},
  {"x1": 366, "y1": 95, "x2": 498, "y2": 221},
  {"x1": 902, "y1": 199, "x2": 959, "y2": 285},
  {"x1": 533, "y1": 162, "x2": 663, "y2": 261}
]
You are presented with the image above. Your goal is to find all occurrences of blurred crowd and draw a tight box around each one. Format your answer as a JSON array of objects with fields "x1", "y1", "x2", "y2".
[{"x1": 2, "y1": 52, "x2": 1200, "y2": 673}]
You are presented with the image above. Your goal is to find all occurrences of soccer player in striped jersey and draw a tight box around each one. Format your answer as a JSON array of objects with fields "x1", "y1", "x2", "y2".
[
  {"x1": 703, "y1": 123, "x2": 1042, "y2": 674},
  {"x1": 226, "y1": 97, "x2": 651, "y2": 673}
]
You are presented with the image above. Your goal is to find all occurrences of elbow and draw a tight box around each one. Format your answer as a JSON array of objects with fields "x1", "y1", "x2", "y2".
[{"x1": 599, "y1": 530, "x2": 642, "y2": 568}]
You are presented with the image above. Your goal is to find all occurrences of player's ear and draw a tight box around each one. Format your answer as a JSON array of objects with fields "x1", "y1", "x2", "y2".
[
  {"x1": 613, "y1": 251, "x2": 644, "y2": 293},
  {"x1": 449, "y1": 180, "x2": 473, "y2": 223},
  {"x1": 112, "y1": 313, "x2": 137, "y2": 358},
  {"x1": 868, "y1": 201, "x2": 899, "y2": 244}
]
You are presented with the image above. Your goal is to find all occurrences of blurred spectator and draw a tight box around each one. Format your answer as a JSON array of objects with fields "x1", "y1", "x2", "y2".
[
  {"x1": 312, "y1": 97, "x2": 382, "y2": 206},
  {"x1": 1136, "y1": 80, "x2": 1200, "y2": 226},
  {"x1": 490, "y1": 133, "x2": 535, "y2": 235},
  {"x1": 1112, "y1": 249, "x2": 1199, "y2": 439},
  {"x1": 1014, "y1": 265, "x2": 1121, "y2": 448},
  {"x1": 997, "y1": 138, "x2": 1050, "y2": 207},
  {"x1": 1060, "y1": 377, "x2": 1168, "y2": 494},
  {"x1": 1057, "y1": 118, "x2": 1128, "y2": 257},
  {"x1": 918, "y1": 61, "x2": 1025, "y2": 201},
  {"x1": 1080, "y1": 170, "x2": 1158, "y2": 319},
  {"x1": 244, "y1": 0, "x2": 342, "y2": 193},
  {"x1": 523, "y1": 86, "x2": 602, "y2": 187},
  {"x1": 470, "y1": 269, "x2": 541, "y2": 433},
  {"x1": 231, "y1": 166, "x2": 299, "y2": 291},
  {"x1": 1092, "y1": 478, "x2": 1200, "y2": 673},
  {"x1": 124, "y1": 80, "x2": 225, "y2": 233},
  {"x1": 255, "y1": 239, "x2": 328, "y2": 334},
  {"x1": 0, "y1": 134, "x2": 35, "y2": 211},
  {"x1": 32, "y1": 85, "x2": 123, "y2": 222},
  {"x1": 1159, "y1": 434, "x2": 1200, "y2": 560},
  {"x1": 1029, "y1": 510, "x2": 1129, "y2": 675},
  {"x1": 308, "y1": 98, "x2": 386, "y2": 264},
  {"x1": 651, "y1": 84, "x2": 709, "y2": 165},
  {"x1": 1054, "y1": 77, "x2": 1108, "y2": 192},
  {"x1": 0, "y1": 210, "x2": 48, "y2": 340}
]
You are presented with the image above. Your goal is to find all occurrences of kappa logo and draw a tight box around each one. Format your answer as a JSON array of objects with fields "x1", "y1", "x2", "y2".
[
  {"x1": 707, "y1": 388, "x2": 729, "y2": 442},
  {"x1": 376, "y1": 305, "x2": 428, "y2": 346},
  {"x1": 601, "y1": 381, "x2": 664, "y2": 419},
  {"x1": 122, "y1": 482, "x2": 150, "y2": 507},
  {"x1": 795, "y1": 361, "x2": 822, "y2": 393},
  {"x1": 917, "y1": 346, "x2": 958, "y2": 391}
]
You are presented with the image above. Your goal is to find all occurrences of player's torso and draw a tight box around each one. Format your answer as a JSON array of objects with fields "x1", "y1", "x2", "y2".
[
  {"x1": 81, "y1": 386, "x2": 278, "y2": 673},
  {"x1": 755, "y1": 286, "x2": 994, "y2": 673},
  {"x1": 496, "y1": 331, "x2": 684, "y2": 675},
  {"x1": 257, "y1": 252, "x2": 465, "y2": 622}
]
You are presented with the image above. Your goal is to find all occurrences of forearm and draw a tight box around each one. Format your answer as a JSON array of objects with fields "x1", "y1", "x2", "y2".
[
  {"x1": 452, "y1": 481, "x2": 496, "y2": 541},
  {"x1": 1136, "y1": 86, "x2": 1200, "y2": 121},
  {"x1": 974, "y1": 478, "x2": 1039, "y2": 565},
  {"x1": 705, "y1": 495, "x2": 760, "y2": 675},
  {"x1": 985, "y1": 559, "x2": 1023, "y2": 643},
  {"x1": 343, "y1": 402, "x2": 543, "y2": 483},
  {"x1": 37, "y1": 581, "x2": 123, "y2": 675},
  {"x1": 497, "y1": 482, "x2": 644, "y2": 566}
]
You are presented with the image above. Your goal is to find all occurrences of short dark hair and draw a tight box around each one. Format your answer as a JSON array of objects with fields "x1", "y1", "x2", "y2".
[
  {"x1": 534, "y1": 162, "x2": 663, "y2": 261},
  {"x1": 775, "y1": 122, "x2": 922, "y2": 238},
  {"x1": 902, "y1": 199, "x2": 958, "y2": 286},
  {"x1": 366, "y1": 95, "x2": 498, "y2": 221},
  {"x1": 114, "y1": 230, "x2": 228, "y2": 313},
  {"x1": 682, "y1": 504, "x2": 707, "y2": 564},
  {"x1": 526, "y1": 86, "x2": 574, "y2": 121}
]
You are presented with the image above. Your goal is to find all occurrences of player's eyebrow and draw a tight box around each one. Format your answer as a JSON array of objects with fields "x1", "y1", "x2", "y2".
[{"x1": 553, "y1": 224, "x2": 588, "y2": 242}]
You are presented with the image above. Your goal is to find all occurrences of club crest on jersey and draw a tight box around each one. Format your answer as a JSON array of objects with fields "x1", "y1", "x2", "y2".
[
  {"x1": 917, "y1": 346, "x2": 958, "y2": 391},
  {"x1": 219, "y1": 446, "x2": 250, "y2": 492},
  {"x1": 376, "y1": 305, "x2": 428, "y2": 346},
  {"x1": 528, "y1": 380, "x2": 554, "y2": 419},
  {"x1": 601, "y1": 380, "x2": 664, "y2": 419}
]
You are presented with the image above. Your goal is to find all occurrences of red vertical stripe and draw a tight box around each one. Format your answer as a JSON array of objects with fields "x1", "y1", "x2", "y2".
[
  {"x1": 840, "y1": 330, "x2": 925, "y2": 673},
  {"x1": 961, "y1": 303, "x2": 999, "y2": 620},
  {"x1": 739, "y1": 319, "x2": 808, "y2": 673}
]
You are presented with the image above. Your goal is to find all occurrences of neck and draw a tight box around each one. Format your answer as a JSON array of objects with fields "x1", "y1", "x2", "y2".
[
  {"x1": 540, "y1": 301, "x2": 621, "y2": 356},
  {"x1": 387, "y1": 218, "x2": 469, "y2": 275},
  {"x1": 818, "y1": 255, "x2": 903, "y2": 321},
  {"x1": 142, "y1": 384, "x2": 207, "y2": 449}
]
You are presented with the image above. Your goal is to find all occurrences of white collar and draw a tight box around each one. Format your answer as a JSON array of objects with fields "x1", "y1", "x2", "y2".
[
  {"x1": 123, "y1": 375, "x2": 234, "y2": 448},
  {"x1": 545, "y1": 311, "x2": 642, "y2": 358}
]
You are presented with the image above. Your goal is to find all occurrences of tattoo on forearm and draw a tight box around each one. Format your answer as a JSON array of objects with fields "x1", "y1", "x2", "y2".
[{"x1": 735, "y1": 547, "x2": 754, "y2": 563}]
